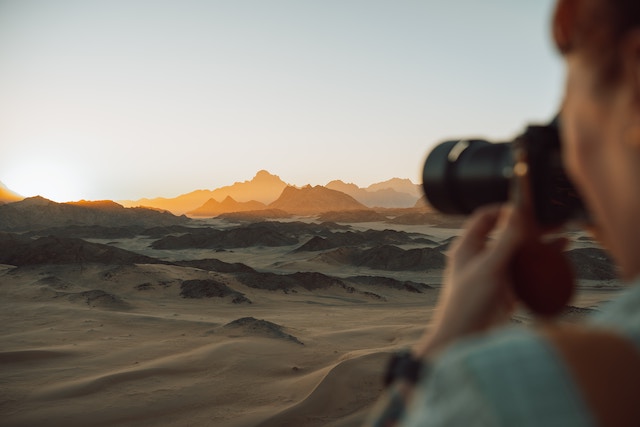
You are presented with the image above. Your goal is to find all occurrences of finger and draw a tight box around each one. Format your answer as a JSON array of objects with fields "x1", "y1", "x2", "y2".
[
  {"x1": 450, "y1": 204, "x2": 503, "y2": 261},
  {"x1": 485, "y1": 206, "x2": 527, "y2": 266}
]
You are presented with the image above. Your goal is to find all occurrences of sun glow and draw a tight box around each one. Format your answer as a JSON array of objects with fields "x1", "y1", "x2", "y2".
[{"x1": 4, "y1": 155, "x2": 91, "y2": 203}]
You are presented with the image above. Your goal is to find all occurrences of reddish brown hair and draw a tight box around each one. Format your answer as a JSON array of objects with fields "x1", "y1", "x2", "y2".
[{"x1": 556, "y1": 0, "x2": 640, "y2": 86}]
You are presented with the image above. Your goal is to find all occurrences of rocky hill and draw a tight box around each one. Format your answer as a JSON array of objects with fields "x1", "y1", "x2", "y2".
[
  {"x1": 187, "y1": 196, "x2": 266, "y2": 217},
  {"x1": 151, "y1": 223, "x2": 299, "y2": 249},
  {"x1": 313, "y1": 245, "x2": 446, "y2": 271},
  {"x1": 0, "y1": 196, "x2": 188, "y2": 232},
  {"x1": 367, "y1": 178, "x2": 422, "y2": 198},
  {"x1": 414, "y1": 195, "x2": 429, "y2": 208},
  {"x1": 0, "y1": 232, "x2": 161, "y2": 266},
  {"x1": 120, "y1": 170, "x2": 288, "y2": 214},
  {"x1": 268, "y1": 185, "x2": 368, "y2": 215},
  {"x1": 326, "y1": 180, "x2": 419, "y2": 208}
]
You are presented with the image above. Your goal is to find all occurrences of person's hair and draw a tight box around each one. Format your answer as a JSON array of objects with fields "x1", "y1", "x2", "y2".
[{"x1": 563, "y1": 0, "x2": 640, "y2": 87}]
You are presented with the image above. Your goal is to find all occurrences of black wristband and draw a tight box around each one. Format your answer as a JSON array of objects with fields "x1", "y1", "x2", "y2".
[{"x1": 383, "y1": 350, "x2": 423, "y2": 388}]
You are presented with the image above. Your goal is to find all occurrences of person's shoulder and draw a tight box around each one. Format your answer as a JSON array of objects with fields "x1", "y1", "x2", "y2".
[
  {"x1": 590, "y1": 283, "x2": 640, "y2": 333},
  {"x1": 437, "y1": 325, "x2": 548, "y2": 372},
  {"x1": 423, "y1": 326, "x2": 593, "y2": 426}
]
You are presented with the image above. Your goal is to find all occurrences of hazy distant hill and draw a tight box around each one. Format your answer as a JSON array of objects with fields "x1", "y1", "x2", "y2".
[
  {"x1": 268, "y1": 185, "x2": 368, "y2": 215},
  {"x1": 0, "y1": 181, "x2": 23, "y2": 204},
  {"x1": 187, "y1": 196, "x2": 266, "y2": 217},
  {"x1": 120, "y1": 170, "x2": 288, "y2": 214},
  {"x1": 326, "y1": 180, "x2": 418, "y2": 208},
  {"x1": 414, "y1": 195, "x2": 430, "y2": 209},
  {"x1": 0, "y1": 196, "x2": 188, "y2": 232},
  {"x1": 366, "y1": 178, "x2": 421, "y2": 198}
]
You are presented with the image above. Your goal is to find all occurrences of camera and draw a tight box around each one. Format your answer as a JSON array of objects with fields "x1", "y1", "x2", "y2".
[{"x1": 421, "y1": 118, "x2": 588, "y2": 227}]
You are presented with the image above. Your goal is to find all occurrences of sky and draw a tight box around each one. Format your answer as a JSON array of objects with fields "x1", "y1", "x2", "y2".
[{"x1": 0, "y1": 0, "x2": 563, "y2": 202}]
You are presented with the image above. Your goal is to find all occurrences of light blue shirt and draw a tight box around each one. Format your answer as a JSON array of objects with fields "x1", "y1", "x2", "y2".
[{"x1": 402, "y1": 283, "x2": 640, "y2": 426}]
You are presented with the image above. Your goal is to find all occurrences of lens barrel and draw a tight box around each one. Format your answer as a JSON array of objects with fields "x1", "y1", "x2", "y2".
[
  {"x1": 421, "y1": 119, "x2": 588, "y2": 226},
  {"x1": 422, "y1": 139, "x2": 513, "y2": 215}
]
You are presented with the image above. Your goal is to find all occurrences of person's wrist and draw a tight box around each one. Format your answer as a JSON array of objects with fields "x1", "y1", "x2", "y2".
[
  {"x1": 413, "y1": 332, "x2": 447, "y2": 359},
  {"x1": 412, "y1": 321, "x2": 461, "y2": 359}
]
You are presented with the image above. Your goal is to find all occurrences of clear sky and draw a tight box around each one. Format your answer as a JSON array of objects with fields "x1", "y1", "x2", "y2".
[{"x1": 0, "y1": 0, "x2": 562, "y2": 202}]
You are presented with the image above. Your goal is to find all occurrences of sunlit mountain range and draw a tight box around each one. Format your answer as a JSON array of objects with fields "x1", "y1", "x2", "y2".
[
  {"x1": 0, "y1": 171, "x2": 429, "y2": 223},
  {"x1": 119, "y1": 170, "x2": 424, "y2": 215}
]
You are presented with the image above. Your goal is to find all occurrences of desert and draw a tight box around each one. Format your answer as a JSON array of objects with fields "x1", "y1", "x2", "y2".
[{"x1": 0, "y1": 175, "x2": 622, "y2": 427}]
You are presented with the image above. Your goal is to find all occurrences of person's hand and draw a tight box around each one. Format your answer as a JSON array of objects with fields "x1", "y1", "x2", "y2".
[{"x1": 414, "y1": 204, "x2": 527, "y2": 359}]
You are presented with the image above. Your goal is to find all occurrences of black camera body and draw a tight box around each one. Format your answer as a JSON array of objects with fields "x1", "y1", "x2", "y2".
[{"x1": 422, "y1": 119, "x2": 588, "y2": 227}]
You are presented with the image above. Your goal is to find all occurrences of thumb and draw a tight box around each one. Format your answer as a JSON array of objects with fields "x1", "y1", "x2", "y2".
[{"x1": 486, "y1": 206, "x2": 528, "y2": 267}]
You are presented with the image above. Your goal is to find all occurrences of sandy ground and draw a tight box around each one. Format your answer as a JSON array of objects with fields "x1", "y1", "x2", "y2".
[{"x1": 0, "y1": 219, "x2": 623, "y2": 427}]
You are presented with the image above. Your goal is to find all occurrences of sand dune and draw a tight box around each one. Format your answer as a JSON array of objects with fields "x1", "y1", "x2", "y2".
[
  {"x1": 1, "y1": 274, "x2": 425, "y2": 427},
  {"x1": 0, "y1": 214, "x2": 622, "y2": 427},
  {"x1": 255, "y1": 352, "x2": 387, "y2": 427}
]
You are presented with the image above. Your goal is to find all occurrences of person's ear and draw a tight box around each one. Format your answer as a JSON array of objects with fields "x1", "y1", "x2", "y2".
[
  {"x1": 622, "y1": 29, "x2": 640, "y2": 108},
  {"x1": 621, "y1": 29, "x2": 640, "y2": 149},
  {"x1": 552, "y1": 0, "x2": 580, "y2": 53}
]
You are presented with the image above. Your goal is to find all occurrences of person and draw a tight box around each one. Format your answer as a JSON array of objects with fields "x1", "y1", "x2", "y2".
[{"x1": 365, "y1": 0, "x2": 640, "y2": 425}]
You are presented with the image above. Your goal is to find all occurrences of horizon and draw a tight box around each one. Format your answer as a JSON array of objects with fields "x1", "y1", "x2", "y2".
[
  {"x1": 2, "y1": 169, "x2": 420, "y2": 204},
  {"x1": 0, "y1": 0, "x2": 561, "y2": 203}
]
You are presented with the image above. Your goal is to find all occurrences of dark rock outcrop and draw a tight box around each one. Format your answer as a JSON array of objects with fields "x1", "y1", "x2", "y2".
[
  {"x1": 315, "y1": 245, "x2": 446, "y2": 271},
  {"x1": 566, "y1": 247, "x2": 617, "y2": 280},
  {"x1": 294, "y1": 229, "x2": 435, "y2": 253},
  {"x1": 317, "y1": 210, "x2": 388, "y2": 223},
  {"x1": 0, "y1": 232, "x2": 161, "y2": 266},
  {"x1": 151, "y1": 224, "x2": 298, "y2": 249},
  {"x1": 0, "y1": 196, "x2": 188, "y2": 232},
  {"x1": 56, "y1": 289, "x2": 130, "y2": 310},
  {"x1": 236, "y1": 271, "x2": 347, "y2": 292},
  {"x1": 180, "y1": 279, "x2": 251, "y2": 303},
  {"x1": 346, "y1": 276, "x2": 432, "y2": 293},
  {"x1": 224, "y1": 317, "x2": 303, "y2": 345},
  {"x1": 174, "y1": 258, "x2": 256, "y2": 273}
]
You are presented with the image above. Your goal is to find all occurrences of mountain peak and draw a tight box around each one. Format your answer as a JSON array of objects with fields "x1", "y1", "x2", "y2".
[
  {"x1": 20, "y1": 195, "x2": 55, "y2": 206},
  {"x1": 222, "y1": 195, "x2": 236, "y2": 203},
  {"x1": 268, "y1": 185, "x2": 368, "y2": 215},
  {"x1": 254, "y1": 170, "x2": 279, "y2": 181}
]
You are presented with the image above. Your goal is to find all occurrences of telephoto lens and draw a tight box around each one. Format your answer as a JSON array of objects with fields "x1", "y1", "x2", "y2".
[{"x1": 421, "y1": 118, "x2": 588, "y2": 227}]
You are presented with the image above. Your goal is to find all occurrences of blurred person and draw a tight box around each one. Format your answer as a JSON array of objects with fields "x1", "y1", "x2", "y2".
[{"x1": 366, "y1": 0, "x2": 640, "y2": 425}]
